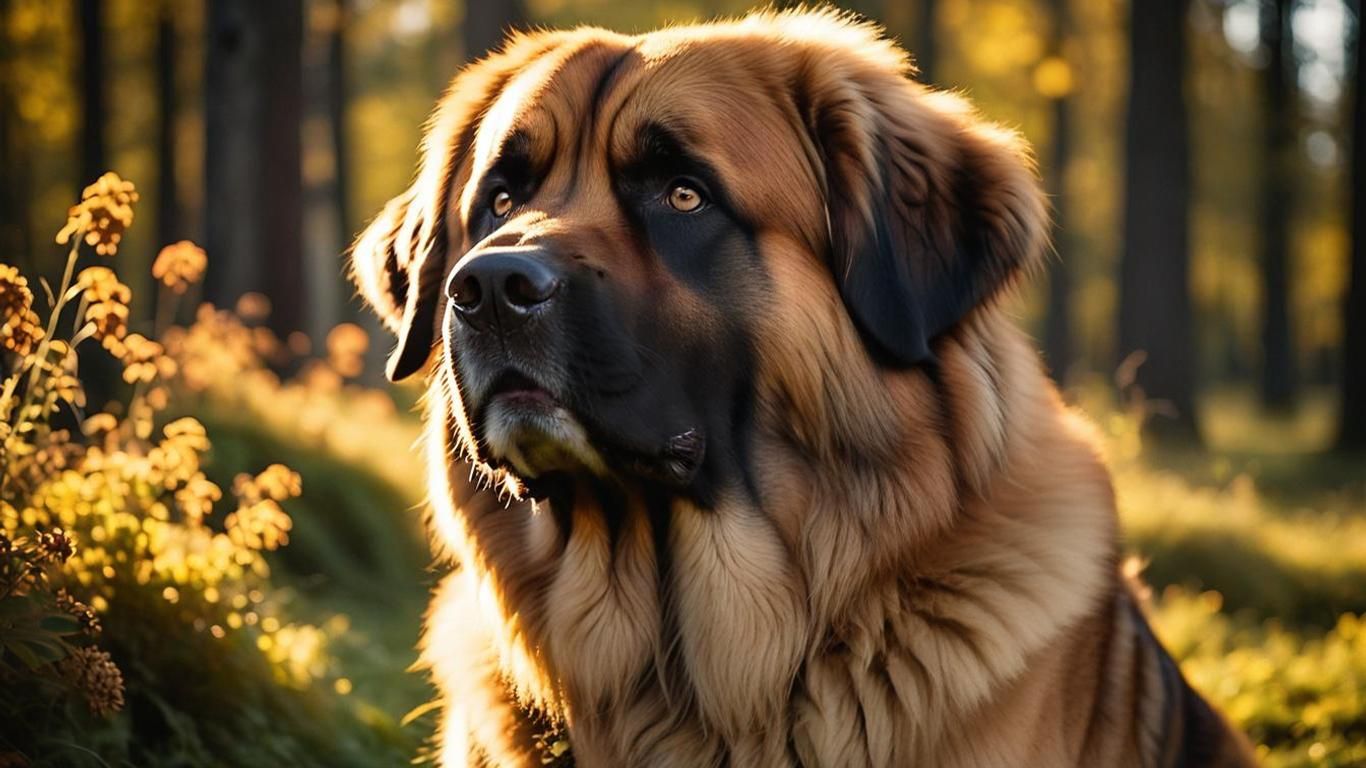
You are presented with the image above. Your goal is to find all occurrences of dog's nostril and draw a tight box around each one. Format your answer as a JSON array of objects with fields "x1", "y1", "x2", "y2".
[
  {"x1": 450, "y1": 275, "x2": 483, "y2": 310},
  {"x1": 504, "y1": 272, "x2": 559, "y2": 307}
]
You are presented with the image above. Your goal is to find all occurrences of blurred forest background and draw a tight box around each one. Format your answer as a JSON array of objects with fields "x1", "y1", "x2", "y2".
[
  {"x1": 0, "y1": 0, "x2": 1364, "y2": 767},
  {"x1": 3, "y1": 0, "x2": 1366, "y2": 447}
]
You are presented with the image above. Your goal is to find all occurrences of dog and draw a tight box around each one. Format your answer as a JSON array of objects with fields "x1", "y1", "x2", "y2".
[{"x1": 349, "y1": 9, "x2": 1256, "y2": 767}]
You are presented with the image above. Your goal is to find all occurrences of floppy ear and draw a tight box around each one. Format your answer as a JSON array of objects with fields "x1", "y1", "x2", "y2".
[
  {"x1": 800, "y1": 36, "x2": 1049, "y2": 366},
  {"x1": 349, "y1": 33, "x2": 563, "y2": 382}
]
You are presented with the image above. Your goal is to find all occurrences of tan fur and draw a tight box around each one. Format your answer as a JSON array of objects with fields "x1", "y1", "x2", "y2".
[{"x1": 354, "y1": 10, "x2": 1257, "y2": 768}]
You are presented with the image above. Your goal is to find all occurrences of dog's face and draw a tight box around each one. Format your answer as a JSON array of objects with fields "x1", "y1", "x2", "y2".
[{"x1": 352, "y1": 12, "x2": 1048, "y2": 507}]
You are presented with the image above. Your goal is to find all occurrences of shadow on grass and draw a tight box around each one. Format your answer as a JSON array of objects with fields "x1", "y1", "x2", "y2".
[{"x1": 1132, "y1": 529, "x2": 1366, "y2": 627}]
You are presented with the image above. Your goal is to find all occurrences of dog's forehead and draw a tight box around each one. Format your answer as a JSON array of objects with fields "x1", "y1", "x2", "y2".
[{"x1": 465, "y1": 31, "x2": 825, "y2": 237}]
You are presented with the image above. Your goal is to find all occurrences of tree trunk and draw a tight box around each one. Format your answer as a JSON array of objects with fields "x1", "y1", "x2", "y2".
[
  {"x1": 1118, "y1": 0, "x2": 1199, "y2": 439},
  {"x1": 1341, "y1": 2, "x2": 1366, "y2": 450},
  {"x1": 302, "y1": 0, "x2": 347, "y2": 343},
  {"x1": 0, "y1": 0, "x2": 32, "y2": 270},
  {"x1": 78, "y1": 0, "x2": 106, "y2": 187},
  {"x1": 156, "y1": 6, "x2": 180, "y2": 249},
  {"x1": 914, "y1": 0, "x2": 937, "y2": 84},
  {"x1": 330, "y1": 0, "x2": 350, "y2": 247},
  {"x1": 1259, "y1": 0, "x2": 1297, "y2": 411},
  {"x1": 204, "y1": 0, "x2": 305, "y2": 339},
  {"x1": 260, "y1": 1, "x2": 304, "y2": 338},
  {"x1": 463, "y1": 0, "x2": 525, "y2": 61},
  {"x1": 1042, "y1": 0, "x2": 1073, "y2": 383}
]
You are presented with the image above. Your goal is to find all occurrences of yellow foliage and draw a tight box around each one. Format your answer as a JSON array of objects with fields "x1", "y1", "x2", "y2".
[{"x1": 0, "y1": 173, "x2": 340, "y2": 726}]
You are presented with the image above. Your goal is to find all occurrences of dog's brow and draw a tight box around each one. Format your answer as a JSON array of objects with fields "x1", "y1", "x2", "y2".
[
  {"x1": 623, "y1": 122, "x2": 702, "y2": 178},
  {"x1": 490, "y1": 129, "x2": 535, "y2": 174}
]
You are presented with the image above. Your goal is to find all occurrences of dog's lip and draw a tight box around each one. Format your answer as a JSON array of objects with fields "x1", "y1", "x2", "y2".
[{"x1": 486, "y1": 369, "x2": 558, "y2": 408}]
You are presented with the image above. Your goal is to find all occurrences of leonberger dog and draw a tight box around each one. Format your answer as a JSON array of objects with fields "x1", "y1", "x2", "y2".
[{"x1": 349, "y1": 9, "x2": 1256, "y2": 767}]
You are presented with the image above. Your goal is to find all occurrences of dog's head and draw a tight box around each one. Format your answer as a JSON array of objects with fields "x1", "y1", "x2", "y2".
[{"x1": 351, "y1": 10, "x2": 1048, "y2": 507}]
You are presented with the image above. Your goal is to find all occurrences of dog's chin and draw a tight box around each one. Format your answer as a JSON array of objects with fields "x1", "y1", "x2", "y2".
[{"x1": 482, "y1": 396, "x2": 608, "y2": 482}]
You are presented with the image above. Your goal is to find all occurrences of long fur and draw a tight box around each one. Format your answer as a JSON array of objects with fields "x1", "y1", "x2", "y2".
[{"x1": 352, "y1": 10, "x2": 1257, "y2": 768}]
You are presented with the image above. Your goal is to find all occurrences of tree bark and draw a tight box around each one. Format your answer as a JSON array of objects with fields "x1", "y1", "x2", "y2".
[
  {"x1": 463, "y1": 0, "x2": 525, "y2": 61},
  {"x1": 259, "y1": 0, "x2": 304, "y2": 338},
  {"x1": 914, "y1": 0, "x2": 937, "y2": 84},
  {"x1": 302, "y1": 0, "x2": 347, "y2": 343},
  {"x1": 0, "y1": 0, "x2": 32, "y2": 270},
  {"x1": 204, "y1": 0, "x2": 305, "y2": 339},
  {"x1": 1340, "y1": 1, "x2": 1366, "y2": 449},
  {"x1": 156, "y1": 6, "x2": 180, "y2": 249},
  {"x1": 1259, "y1": 0, "x2": 1297, "y2": 410},
  {"x1": 1118, "y1": 0, "x2": 1199, "y2": 439},
  {"x1": 1042, "y1": 0, "x2": 1073, "y2": 383},
  {"x1": 78, "y1": 0, "x2": 106, "y2": 187}
]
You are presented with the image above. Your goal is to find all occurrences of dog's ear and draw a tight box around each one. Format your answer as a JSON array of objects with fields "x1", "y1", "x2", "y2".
[
  {"x1": 349, "y1": 32, "x2": 563, "y2": 382},
  {"x1": 798, "y1": 25, "x2": 1049, "y2": 366}
]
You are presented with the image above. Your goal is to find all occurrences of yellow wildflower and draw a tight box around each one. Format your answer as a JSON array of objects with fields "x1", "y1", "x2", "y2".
[
  {"x1": 325, "y1": 323, "x2": 368, "y2": 379},
  {"x1": 225, "y1": 500, "x2": 292, "y2": 551},
  {"x1": 119, "y1": 333, "x2": 176, "y2": 385},
  {"x1": 175, "y1": 472, "x2": 222, "y2": 523},
  {"x1": 0, "y1": 264, "x2": 44, "y2": 355},
  {"x1": 235, "y1": 464, "x2": 302, "y2": 504},
  {"x1": 55, "y1": 172, "x2": 139, "y2": 257},
  {"x1": 152, "y1": 241, "x2": 208, "y2": 294},
  {"x1": 77, "y1": 266, "x2": 131, "y2": 344}
]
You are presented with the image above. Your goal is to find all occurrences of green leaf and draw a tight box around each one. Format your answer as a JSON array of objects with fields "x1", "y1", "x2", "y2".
[
  {"x1": 7, "y1": 639, "x2": 43, "y2": 670},
  {"x1": 21, "y1": 637, "x2": 69, "y2": 664},
  {"x1": 39, "y1": 613, "x2": 83, "y2": 636}
]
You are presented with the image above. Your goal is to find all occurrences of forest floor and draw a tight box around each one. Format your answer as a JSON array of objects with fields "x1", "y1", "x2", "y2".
[
  {"x1": 259, "y1": 381, "x2": 1362, "y2": 767},
  {"x1": 36, "y1": 378, "x2": 1362, "y2": 767}
]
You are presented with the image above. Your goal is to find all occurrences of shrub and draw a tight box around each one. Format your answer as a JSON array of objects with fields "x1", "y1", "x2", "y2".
[{"x1": 0, "y1": 173, "x2": 368, "y2": 766}]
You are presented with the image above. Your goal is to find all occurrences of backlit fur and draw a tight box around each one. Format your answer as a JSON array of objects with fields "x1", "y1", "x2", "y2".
[{"x1": 351, "y1": 10, "x2": 1256, "y2": 767}]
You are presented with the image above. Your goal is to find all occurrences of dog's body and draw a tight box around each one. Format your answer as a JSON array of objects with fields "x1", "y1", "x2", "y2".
[{"x1": 351, "y1": 11, "x2": 1255, "y2": 767}]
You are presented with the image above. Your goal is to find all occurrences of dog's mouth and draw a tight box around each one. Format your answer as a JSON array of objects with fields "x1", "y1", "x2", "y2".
[
  {"x1": 468, "y1": 367, "x2": 707, "y2": 496},
  {"x1": 477, "y1": 369, "x2": 606, "y2": 480},
  {"x1": 486, "y1": 369, "x2": 558, "y2": 411}
]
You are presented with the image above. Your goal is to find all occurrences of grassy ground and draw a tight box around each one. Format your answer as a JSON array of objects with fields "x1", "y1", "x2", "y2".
[
  {"x1": 28, "y1": 375, "x2": 1355, "y2": 766},
  {"x1": 226, "y1": 380, "x2": 1363, "y2": 767},
  {"x1": 1103, "y1": 386, "x2": 1366, "y2": 767}
]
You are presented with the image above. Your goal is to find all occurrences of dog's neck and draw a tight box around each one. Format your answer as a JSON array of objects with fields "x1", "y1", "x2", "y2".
[{"x1": 423, "y1": 316, "x2": 1119, "y2": 762}]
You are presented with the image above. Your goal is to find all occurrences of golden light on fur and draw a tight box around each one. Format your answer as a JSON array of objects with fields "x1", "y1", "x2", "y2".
[{"x1": 351, "y1": 9, "x2": 1256, "y2": 767}]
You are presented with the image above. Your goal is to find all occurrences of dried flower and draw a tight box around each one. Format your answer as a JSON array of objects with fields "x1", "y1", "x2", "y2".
[
  {"x1": 55, "y1": 172, "x2": 139, "y2": 257},
  {"x1": 78, "y1": 266, "x2": 131, "y2": 343},
  {"x1": 36, "y1": 527, "x2": 74, "y2": 562},
  {"x1": 152, "y1": 241, "x2": 207, "y2": 294},
  {"x1": 56, "y1": 589, "x2": 102, "y2": 636},
  {"x1": 0, "y1": 264, "x2": 44, "y2": 356},
  {"x1": 59, "y1": 647, "x2": 125, "y2": 716}
]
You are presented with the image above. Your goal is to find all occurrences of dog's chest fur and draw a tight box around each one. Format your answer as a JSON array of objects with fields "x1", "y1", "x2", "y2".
[{"x1": 420, "y1": 331, "x2": 1123, "y2": 768}]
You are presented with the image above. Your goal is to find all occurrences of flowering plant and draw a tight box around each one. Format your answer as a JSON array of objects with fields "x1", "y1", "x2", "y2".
[{"x1": 0, "y1": 174, "x2": 337, "y2": 760}]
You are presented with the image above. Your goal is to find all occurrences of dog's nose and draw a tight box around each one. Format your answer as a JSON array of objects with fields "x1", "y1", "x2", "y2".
[{"x1": 447, "y1": 247, "x2": 562, "y2": 328}]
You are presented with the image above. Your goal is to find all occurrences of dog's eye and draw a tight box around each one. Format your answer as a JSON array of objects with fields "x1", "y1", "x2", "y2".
[
  {"x1": 667, "y1": 183, "x2": 704, "y2": 213},
  {"x1": 491, "y1": 189, "x2": 514, "y2": 218}
]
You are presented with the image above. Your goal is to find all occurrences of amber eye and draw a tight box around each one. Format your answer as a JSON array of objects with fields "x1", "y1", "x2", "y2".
[
  {"x1": 491, "y1": 189, "x2": 513, "y2": 218},
  {"x1": 667, "y1": 183, "x2": 704, "y2": 213}
]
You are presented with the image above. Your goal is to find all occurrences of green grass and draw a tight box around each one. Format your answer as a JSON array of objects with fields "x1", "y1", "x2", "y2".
[
  {"x1": 197, "y1": 411, "x2": 436, "y2": 765},
  {"x1": 198, "y1": 384, "x2": 1366, "y2": 766},
  {"x1": 23, "y1": 378, "x2": 1359, "y2": 766},
  {"x1": 1100, "y1": 386, "x2": 1366, "y2": 766}
]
